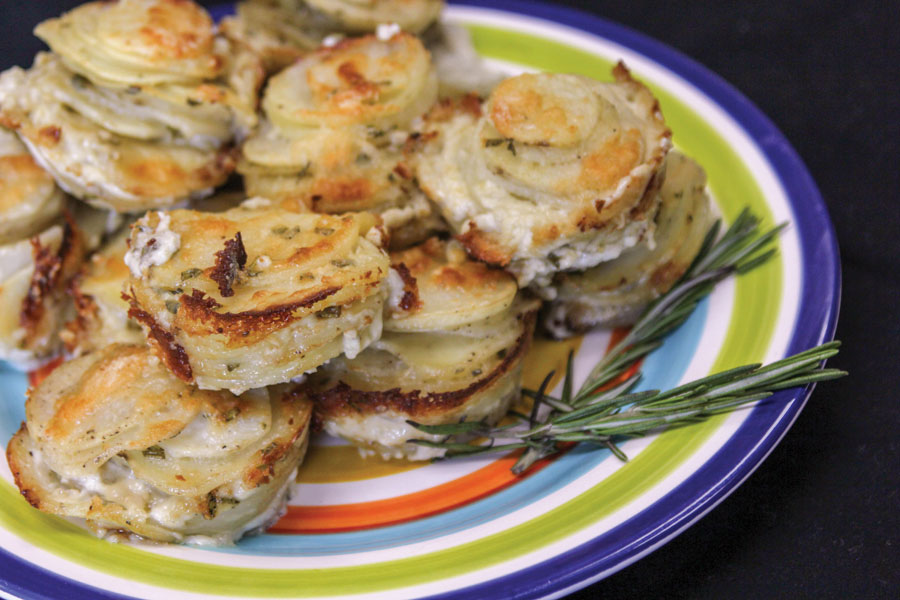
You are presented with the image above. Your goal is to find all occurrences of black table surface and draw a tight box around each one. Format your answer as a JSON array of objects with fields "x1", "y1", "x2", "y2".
[{"x1": 1, "y1": 1, "x2": 897, "y2": 599}]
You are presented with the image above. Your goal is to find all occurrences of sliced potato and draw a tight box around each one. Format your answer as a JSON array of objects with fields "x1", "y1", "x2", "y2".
[
  {"x1": 35, "y1": 0, "x2": 222, "y2": 86},
  {"x1": 0, "y1": 127, "x2": 65, "y2": 245},
  {"x1": 386, "y1": 237, "x2": 517, "y2": 331}
]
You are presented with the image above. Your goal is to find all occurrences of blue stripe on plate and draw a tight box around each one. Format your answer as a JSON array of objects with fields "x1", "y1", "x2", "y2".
[
  {"x1": 0, "y1": 366, "x2": 28, "y2": 441},
  {"x1": 0, "y1": 546, "x2": 133, "y2": 600}
]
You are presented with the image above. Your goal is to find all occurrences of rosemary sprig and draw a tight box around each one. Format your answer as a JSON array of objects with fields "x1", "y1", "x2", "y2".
[
  {"x1": 575, "y1": 208, "x2": 786, "y2": 402},
  {"x1": 407, "y1": 210, "x2": 846, "y2": 474}
]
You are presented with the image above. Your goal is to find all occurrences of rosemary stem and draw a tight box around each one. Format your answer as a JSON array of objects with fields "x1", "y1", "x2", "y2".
[{"x1": 406, "y1": 210, "x2": 845, "y2": 475}]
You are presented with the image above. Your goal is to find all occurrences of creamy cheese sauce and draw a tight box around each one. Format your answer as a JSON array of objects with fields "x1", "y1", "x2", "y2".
[
  {"x1": 31, "y1": 438, "x2": 296, "y2": 545},
  {"x1": 342, "y1": 329, "x2": 362, "y2": 359},
  {"x1": 379, "y1": 193, "x2": 431, "y2": 229},
  {"x1": 364, "y1": 225, "x2": 385, "y2": 247},
  {"x1": 240, "y1": 196, "x2": 272, "y2": 209},
  {"x1": 124, "y1": 212, "x2": 181, "y2": 278},
  {"x1": 323, "y1": 413, "x2": 444, "y2": 461},
  {"x1": 385, "y1": 267, "x2": 407, "y2": 313},
  {"x1": 376, "y1": 23, "x2": 401, "y2": 41},
  {"x1": 322, "y1": 34, "x2": 344, "y2": 48},
  {"x1": 324, "y1": 363, "x2": 519, "y2": 461}
]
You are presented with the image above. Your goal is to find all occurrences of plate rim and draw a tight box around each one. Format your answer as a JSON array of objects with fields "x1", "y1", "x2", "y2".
[{"x1": 0, "y1": 1, "x2": 840, "y2": 599}]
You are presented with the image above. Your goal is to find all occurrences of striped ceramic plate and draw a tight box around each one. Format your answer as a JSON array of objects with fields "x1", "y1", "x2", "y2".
[{"x1": 0, "y1": 1, "x2": 839, "y2": 598}]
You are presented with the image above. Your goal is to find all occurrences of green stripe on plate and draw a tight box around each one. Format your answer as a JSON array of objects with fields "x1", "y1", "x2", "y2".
[{"x1": 0, "y1": 23, "x2": 782, "y2": 597}]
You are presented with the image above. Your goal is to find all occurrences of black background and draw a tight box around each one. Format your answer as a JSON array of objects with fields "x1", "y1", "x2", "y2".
[{"x1": 1, "y1": 1, "x2": 897, "y2": 599}]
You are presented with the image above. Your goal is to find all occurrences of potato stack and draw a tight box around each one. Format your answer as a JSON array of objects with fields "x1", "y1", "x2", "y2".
[
  {"x1": 238, "y1": 29, "x2": 442, "y2": 247},
  {"x1": 0, "y1": 127, "x2": 110, "y2": 368},
  {"x1": 122, "y1": 203, "x2": 390, "y2": 393},
  {"x1": 312, "y1": 238, "x2": 539, "y2": 459},
  {"x1": 8, "y1": 344, "x2": 313, "y2": 545},
  {"x1": 222, "y1": 0, "x2": 444, "y2": 73},
  {"x1": 415, "y1": 65, "x2": 672, "y2": 290},
  {"x1": 0, "y1": 0, "x2": 261, "y2": 212}
]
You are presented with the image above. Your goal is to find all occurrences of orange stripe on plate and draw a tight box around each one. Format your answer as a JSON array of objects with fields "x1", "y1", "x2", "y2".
[
  {"x1": 271, "y1": 327, "x2": 634, "y2": 533},
  {"x1": 28, "y1": 356, "x2": 62, "y2": 387},
  {"x1": 271, "y1": 445, "x2": 574, "y2": 533}
]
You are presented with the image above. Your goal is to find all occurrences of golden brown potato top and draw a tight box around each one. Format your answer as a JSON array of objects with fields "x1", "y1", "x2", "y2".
[
  {"x1": 25, "y1": 345, "x2": 220, "y2": 472},
  {"x1": 386, "y1": 238, "x2": 518, "y2": 331},
  {"x1": 488, "y1": 73, "x2": 601, "y2": 147},
  {"x1": 35, "y1": 0, "x2": 223, "y2": 85},
  {"x1": 263, "y1": 32, "x2": 435, "y2": 129}
]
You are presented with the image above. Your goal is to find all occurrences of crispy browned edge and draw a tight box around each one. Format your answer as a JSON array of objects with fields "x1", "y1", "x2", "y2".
[
  {"x1": 19, "y1": 211, "x2": 85, "y2": 343},
  {"x1": 177, "y1": 285, "x2": 345, "y2": 339},
  {"x1": 123, "y1": 288, "x2": 195, "y2": 382},
  {"x1": 59, "y1": 273, "x2": 99, "y2": 354},
  {"x1": 455, "y1": 223, "x2": 512, "y2": 267},
  {"x1": 209, "y1": 232, "x2": 247, "y2": 298},
  {"x1": 312, "y1": 308, "x2": 537, "y2": 419},
  {"x1": 391, "y1": 262, "x2": 421, "y2": 311},
  {"x1": 122, "y1": 282, "x2": 352, "y2": 382}
]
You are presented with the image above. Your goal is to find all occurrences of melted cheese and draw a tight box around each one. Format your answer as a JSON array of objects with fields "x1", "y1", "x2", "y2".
[
  {"x1": 376, "y1": 23, "x2": 402, "y2": 41},
  {"x1": 124, "y1": 212, "x2": 181, "y2": 277}
]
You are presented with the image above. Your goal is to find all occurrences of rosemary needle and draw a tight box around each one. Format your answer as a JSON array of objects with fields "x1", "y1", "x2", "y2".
[{"x1": 407, "y1": 209, "x2": 846, "y2": 474}]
